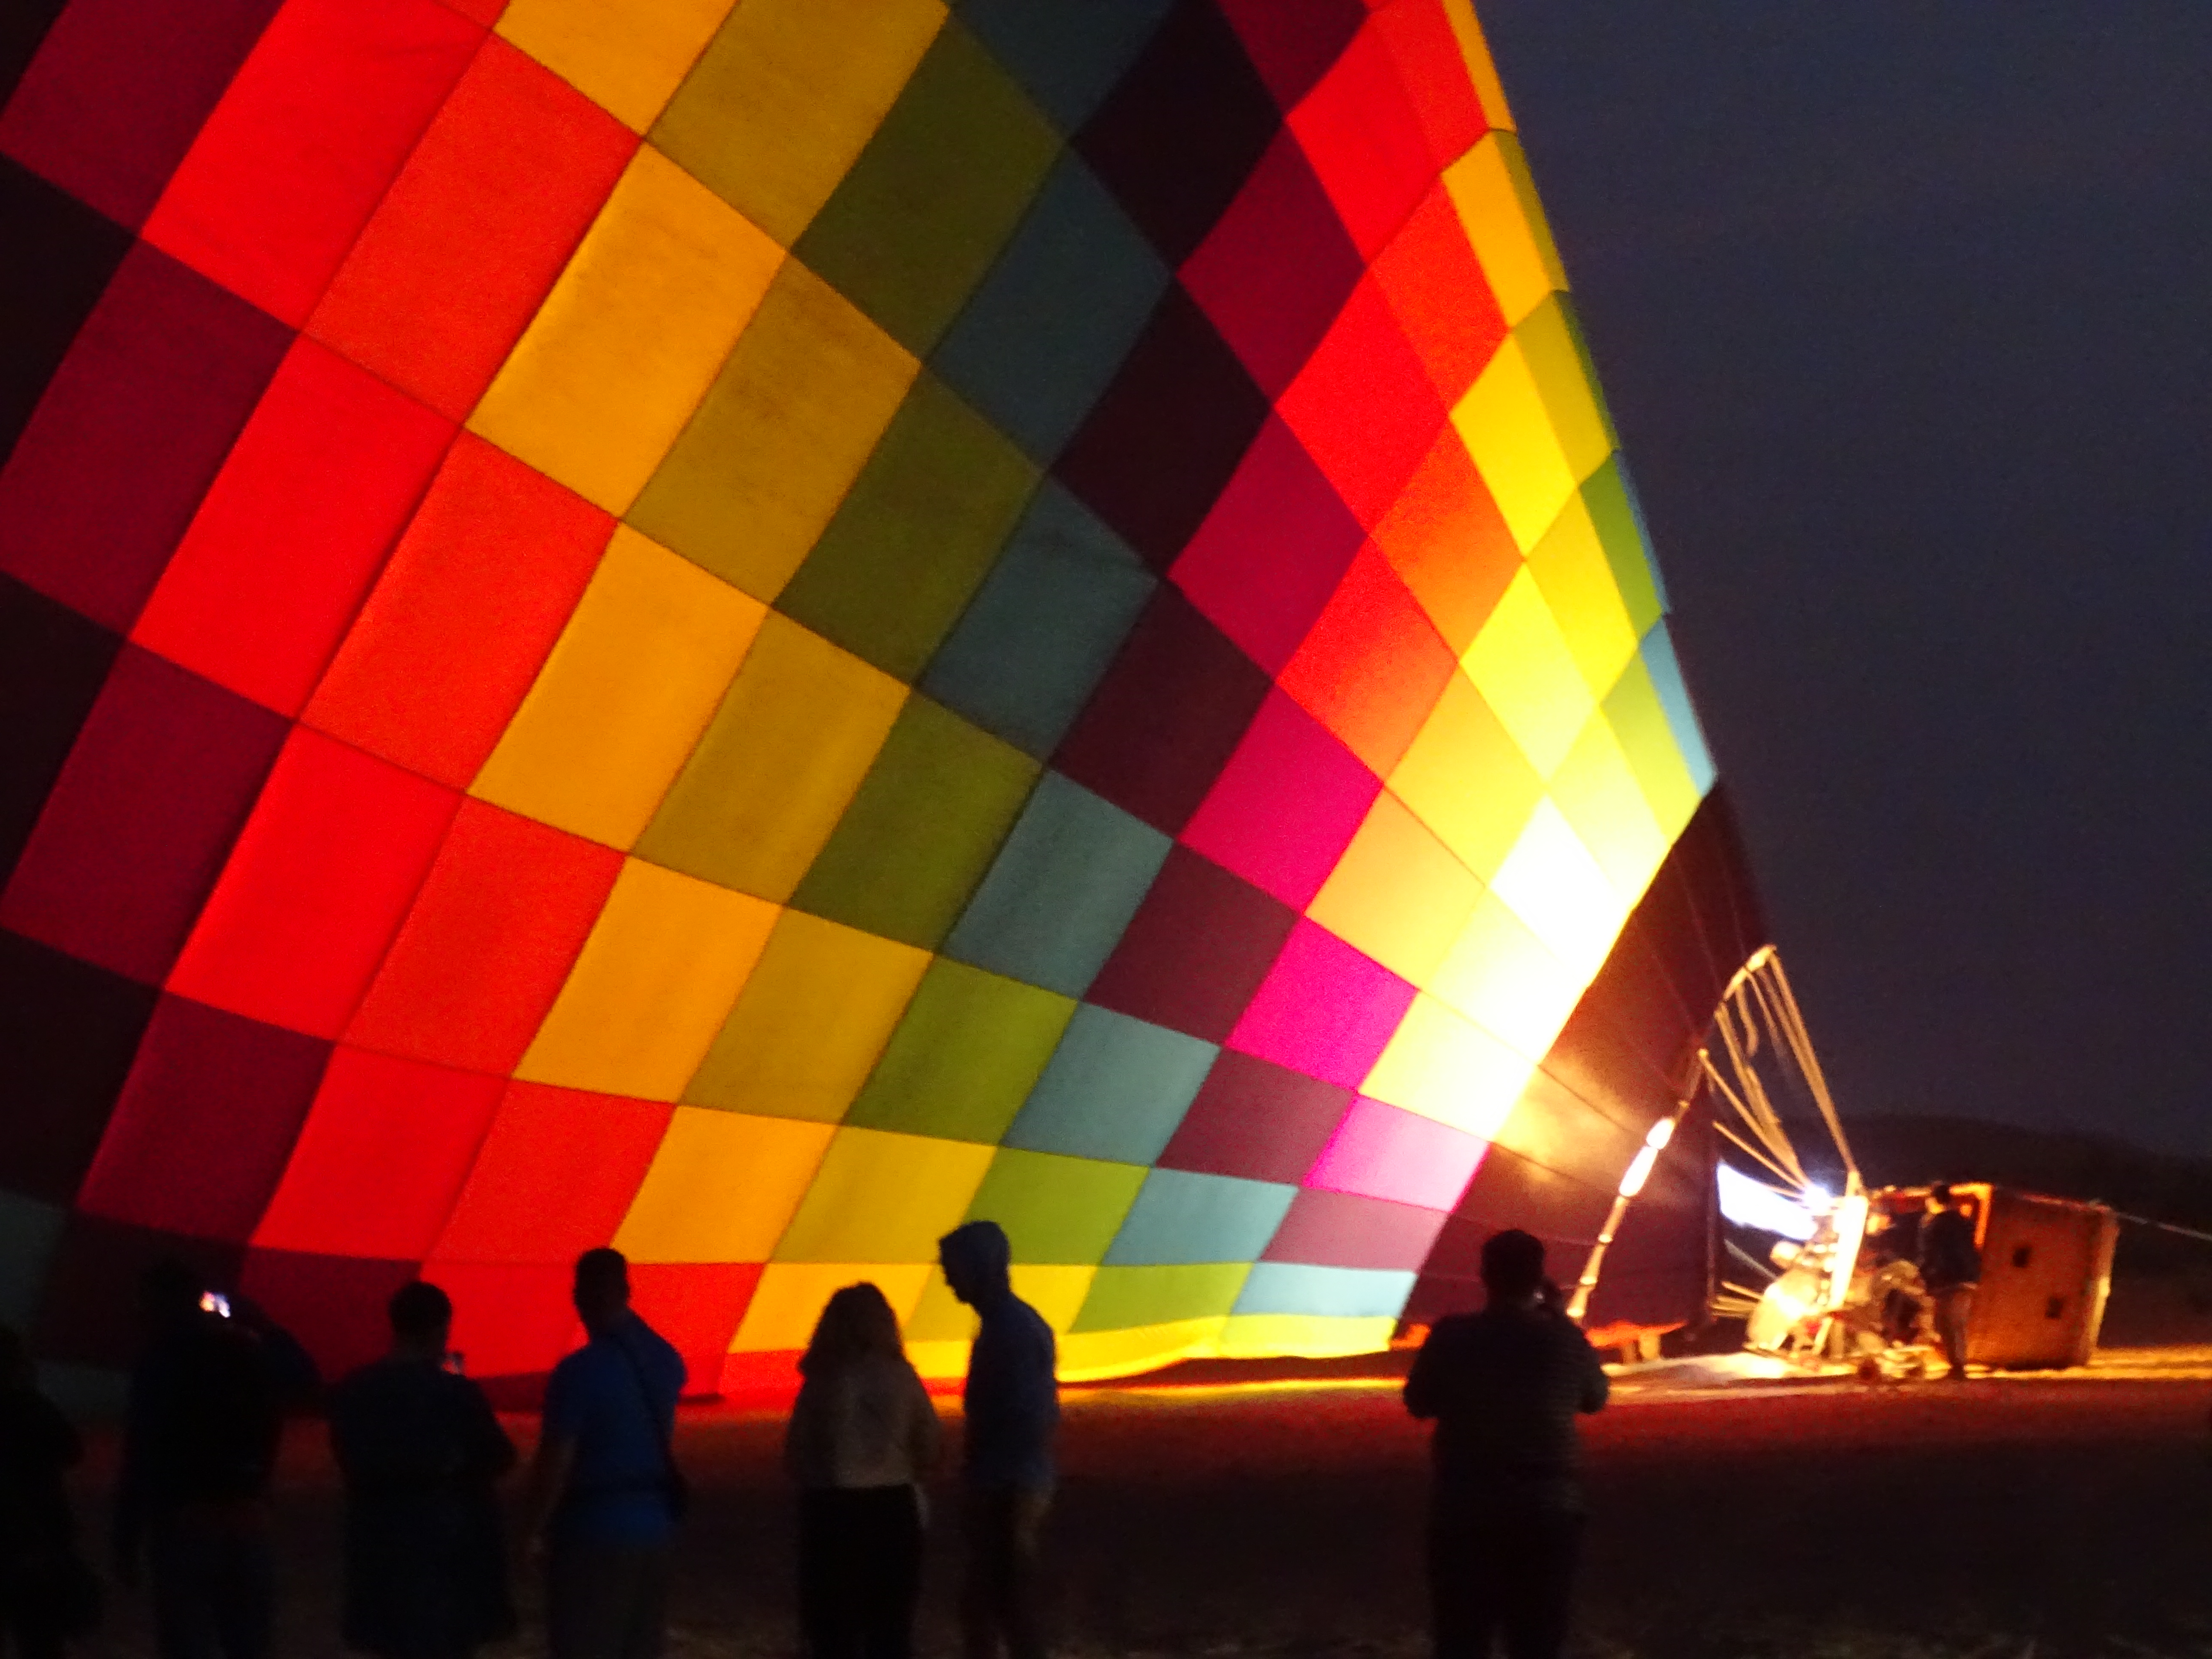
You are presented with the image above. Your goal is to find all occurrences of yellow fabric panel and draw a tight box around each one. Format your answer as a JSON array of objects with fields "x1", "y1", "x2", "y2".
[
  {"x1": 683, "y1": 910, "x2": 931, "y2": 1121},
  {"x1": 1525, "y1": 496, "x2": 1638, "y2": 698},
  {"x1": 1441, "y1": 132, "x2": 1563, "y2": 329},
  {"x1": 770, "y1": 1127, "x2": 996, "y2": 1263},
  {"x1": 1602, "y1": 657, "x2": 1703, "y2": 841},
  {"x1": 1057, "y1": 1318, "x2": 1230, "y2": 1383},
  {"x1": 612, "y1": 1108, "x2": 834, "y2": 1262},
  {"x1": 467, "y1": 148, "x2": 782, "y2": 515},
  {"x1": 1461, "y1": 569, "x2": 1595, "y2": 777},
  {"x1": 1514, "y1": 297, "x2": 1616, "y2": 487},
  {"x1": 729, "y1": 1261, "x2": 934, "y2": 1352},
  {"x1": 1548, "y1": 715, "x2": 1671, "y2": 907},
  {"x1": 1360, "y1": 992, "x2": 1533, "y2": 1140},
  {"x1": 1427, "y1": 891, "x2": 1584, "y2": 1062},
  {"x1": 1214, "y1": 1315, "x2": 1397, "y2": 1361},
  {"x1": 1486, "y1": 800, "x2": 1630, "y2": 979},
  {"x1": 902, "y1": 1264, "x2": 1096, "y2": 1340},
  {"x1": 651, "y1": 0, "x2": 948, "y2": 246},
  {"x1": 1451, "y1": 343, "x2": 1577, "y2": 551},
  {"x1": 634, "y1": 614, "x2": 908, "y2": 900},
  {"x1": 470, "y1": 527, "x2": 765, "y2": 848},
  {"x1": 1435, "y1": 0, "x2": 1516, "y2": 133},
  {"x1": 515, "y1": 858, "x2": 778, "y2": 1100},
  {"x1": 495, "y1": 0, "x2": 734, "y2": 131},
  {"x1": 1388, "y1": 671, "x2": 1545, "y2": 881},
  {"x1": 627, "y1": 259, "x2": 919, "y2": 602},
  {"x1": 1305, "y1": 789, "x2": 1482, "y2": 987}
]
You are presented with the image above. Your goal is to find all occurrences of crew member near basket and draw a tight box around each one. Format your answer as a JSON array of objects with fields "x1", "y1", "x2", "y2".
[
  {"x1": 1919, "y1": 1185, "x2": 1982, "y2": 1380},
  {"x1": 1404, "y1": 1229, "x2": 1609, "y2": 1659}
]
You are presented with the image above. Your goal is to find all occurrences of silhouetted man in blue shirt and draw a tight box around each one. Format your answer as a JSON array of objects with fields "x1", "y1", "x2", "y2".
[{"x1": 940, "y1": 1221, "x2": 1056, "y2": 1659}]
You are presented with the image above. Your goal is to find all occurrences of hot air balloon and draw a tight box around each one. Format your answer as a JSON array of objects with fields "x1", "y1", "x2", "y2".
[{"x1": 0, "y1": 0, "x2": 1757, "y2": 1394}]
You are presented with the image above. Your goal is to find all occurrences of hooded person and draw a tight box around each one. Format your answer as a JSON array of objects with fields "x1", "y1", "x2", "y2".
[{"x1": 937, "y1": 1222, "x2": 1056, "y2": 1659}]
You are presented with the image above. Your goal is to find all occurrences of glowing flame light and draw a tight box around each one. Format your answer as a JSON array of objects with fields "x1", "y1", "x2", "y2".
[{"x1": 1717, "y1": 1162, "x2": 1820, "y2": 1240}]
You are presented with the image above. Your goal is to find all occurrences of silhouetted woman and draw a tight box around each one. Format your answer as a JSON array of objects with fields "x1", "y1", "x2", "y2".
[{"x1": 785, "y1": 1284, "x2": 941, "y2": 1659}]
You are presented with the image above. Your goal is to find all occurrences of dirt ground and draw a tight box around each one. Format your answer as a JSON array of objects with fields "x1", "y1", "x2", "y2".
[{"x1": 66, "y1": 1364, "x2": 2212, "y2": 1659}]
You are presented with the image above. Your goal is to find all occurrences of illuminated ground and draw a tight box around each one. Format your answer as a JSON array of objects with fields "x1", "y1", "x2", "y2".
[{"x1": 72, "y1": 1353, "x2": 2212, "y2": 1659}]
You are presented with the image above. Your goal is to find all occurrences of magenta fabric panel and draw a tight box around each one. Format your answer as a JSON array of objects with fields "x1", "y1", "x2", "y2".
[
  {"x1": 1179, "y1": 689, "x2": 1379, "y2": 909},
  {"x1": 1262, "y1": 1185, "x2": 1449, "y2": 1271},
  {"x1": 1226, "y1": 918, "x2": 1416, "y2": 1089}
]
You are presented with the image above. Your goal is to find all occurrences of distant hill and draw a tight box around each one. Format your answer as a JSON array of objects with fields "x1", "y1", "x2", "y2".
[{"x1": 1784, "y1": 1112, "x2": 2212, "y2": 1272}]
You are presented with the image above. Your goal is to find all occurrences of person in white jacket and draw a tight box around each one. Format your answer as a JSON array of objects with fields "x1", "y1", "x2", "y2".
[{"x1": 784, "y1": 1284, "x2": 942, "y2": 1659}]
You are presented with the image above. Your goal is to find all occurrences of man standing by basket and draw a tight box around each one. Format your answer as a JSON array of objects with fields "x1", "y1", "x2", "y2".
[{"x1": 1920, "y1": 1185, "x2": 1982, "y2": 1381}]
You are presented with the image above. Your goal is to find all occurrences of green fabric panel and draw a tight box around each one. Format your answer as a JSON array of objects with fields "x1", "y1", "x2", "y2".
[
  {"x1": 963, "y1": 1148, "x2": 1147, "y2": 1265},
  {"x1": 0, "y1": 1194, "x2": 64, "y2": 1327},
  {"x1": 792, "y1": 696, "x2": 1040, "y2": 949},
  {"x1": 776, "y1": 373, "x2": 1039, "y2": 681},
  {"x1": 793, "y1": 19, "x2": 1061, "y2": 355},
  {"x1": 844, "y1": 958, "x2": 1076, "y2": 1142},
  {"x1": 1071, "y1": 1263, "x2": 1252, "y2": 1333},
  {"x1": 1601, "y1": 653, "x2": 1700, "y2": 830},
  {"x1": 1580, "y1": 458, "x2": 1664, "y2": 636}
]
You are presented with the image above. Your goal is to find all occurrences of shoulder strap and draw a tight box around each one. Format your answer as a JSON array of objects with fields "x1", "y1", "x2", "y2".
[{"x1": 610, "y1": 1330, "x2": 681, "y2": 1487}]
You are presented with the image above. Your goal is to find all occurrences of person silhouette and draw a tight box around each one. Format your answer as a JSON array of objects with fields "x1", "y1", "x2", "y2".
[
  {"x1": 0, "y1": 1324, "x2": 95, "y2": 1659},
  {"x1": 329, "y1": 1281, "x2": 516, "y2": 1659},
  {"x1": 785, "y1": 1283, "x2": 941, "y2": 1659},
  {"x1": 1404, "y1": 1229, "x2": 1609, "y2": 1659}
]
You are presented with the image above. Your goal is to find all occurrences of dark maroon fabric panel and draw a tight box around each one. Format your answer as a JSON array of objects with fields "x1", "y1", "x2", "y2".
[
  {"x1": 1052, "y1": 586, "x2": 1271, "y2": 835},
  {"x1": 242, "y1": 1247, "x2": 418, "y2": 1382},
  {"x1": 32, "y1": 1210, "x2": 245, "y2": 1367},
  {"x1": 0, "y1": 928, "x2": 158, "y2": 1204},
  {"x1": 1074, "y1": 0, "x2": 1279, "y2": 265},
  {"x1": 1180, "y1": 131, "x2": 1363, "y2": 398},
  {"x1": 1488, "y1": 1064, "x2": 1644, "y2": 1199},
  {"x1": 1211, "y1": 0, "x2": 1363, "y2": 112},
  {"x1": 1586, "y1": 1095, "x2": 1717, "y2": 1332},
  {"x1": 0, "y1": 0, "x2": 283, "y2": 228},
  {"x1": 1403, "y1": 1144, "x2": 1614, "y2": 1330},
  {"x1": 0, "y1": 646, "x2": 289, "y2": 985},
  {"x1": 0, "y1": 242, "x2": 291, "y2": 632},
  {"x1": 1084, "y1": 845, "x2": 1297, "y2": 1042},
  {"x1": 0, "y1": 157, "x2": 134, "y2": 461},
  {"x1": 0, "y1": 0, "x2": 70, "y2": 109},
  {"x1": 0, "y1": 573, "x2": 120, "y2": 883},
  {"x1": 1053, "y1": 284, "x2": 1269, "y2": 569},
  {"x1": 75, "y1": 993, "x2": 331, "y2": 1241},
  {"x1": 1263, "y1": 1186, "x2": 1448, "y2": 1271},
  {"x1": 1157, "y1": 1048, "x2": 1351, "y2": 1183}
]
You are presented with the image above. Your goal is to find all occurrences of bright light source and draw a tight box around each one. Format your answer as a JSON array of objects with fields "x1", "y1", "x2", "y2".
[
  {"x1": 1717, "y1": 1162, "x2": 1819, "y2": 1240},
  {"x1": 1644, "y1": 1117, "x2": 1676, "y2": 1150},
  {"x1": 1617, "y1": 1145, "x2": 1660, "y2": 1198}
]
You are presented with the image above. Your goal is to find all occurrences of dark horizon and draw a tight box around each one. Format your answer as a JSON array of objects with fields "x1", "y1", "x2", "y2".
[{"x1": 1483, "y1": 4, "x2": 2212, "y2": 1155}]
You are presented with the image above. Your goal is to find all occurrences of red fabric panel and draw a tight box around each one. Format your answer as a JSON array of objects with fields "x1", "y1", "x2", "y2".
[
  {"x1": 0, "y1": 0, "x2": 283, "y2": 228},
  {"x1": 1276, "y1": 542, "x2": 1458, "y2": 778},
  {"x1": 1179, "y1": 131, "x2": 1362, "y2": 400},
  {"x1": 1156, "y1": 1049, "x2": 1352, "y2": 1185},
  {"x1": 346, "y1": 799, "x2": 623, "y2": 1074},
  {"x1": 253, "y1": 1045, "x2": 504, "y2": 1257},
  {"x1": 1286, "y1": 21, "x2": 1437, "y2": 261},
  {"x1": 1369, "y1": 0, "x2": 1488, "y2": 168},
  {"x1": 130, "y1": 337, "x2": 454, "y2": 713},
  {"x1": 239, "y1": 1246, "x2": 419, "y2": 1380},
  {"x1": 77, "y1": 992, "x2": 331, "y2": 1239},
  {"x1": 166, "y1": 728, "x2": 461, "y2": 1039},
  {"x1": 141, "y1": 0, "x2": 484, "y2": 327},
  {"x1": 630, "y1": 1263, "x2": 762, "y2": 1396},
  {"x1": 303, "y1": 434, "x2": 611, "y2": 787},
  {"x1": 1262, "y1": 1185, "x2": 1449, "y2": 1271},
  {"x1": 430, "y1": 1082, "x2": 671, "y2": 1266},
  {"x1": 434, "y1": 1261, "x2": 576, "y2": 1379},
  {"x1": 0, "y1": 646, "x2": 288, "y2": 985},
  {"x1": 1170, "y1": 416, "x2": 1364, "y2": 674},
  {"x1": 1083, "y1": 845, "x2": 1298, "y2": 1043},
  {"x1": 0, "y1": 243, "x2": 292, "y2": 632},
  {"x1": 1276, "y1": 273, "x2": 1449, "y2": 528},
  {"x1": 1179, "y1": 690, "x2": 1380, "y2": 910},
  {"x1": 1051, "y1": 587, "x2": 1272, "y2": 836},
  {"x1": 309, "y1": 36, "x2": 637, "y2": 420},
  {"x1": 1372, "y1": 180, "x2": 1505, "y2": 404}
]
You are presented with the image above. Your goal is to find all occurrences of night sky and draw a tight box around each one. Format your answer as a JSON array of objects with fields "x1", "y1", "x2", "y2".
[{"x1": 1479, "y1": 6, "x2": 2212, "y2": 1152}]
